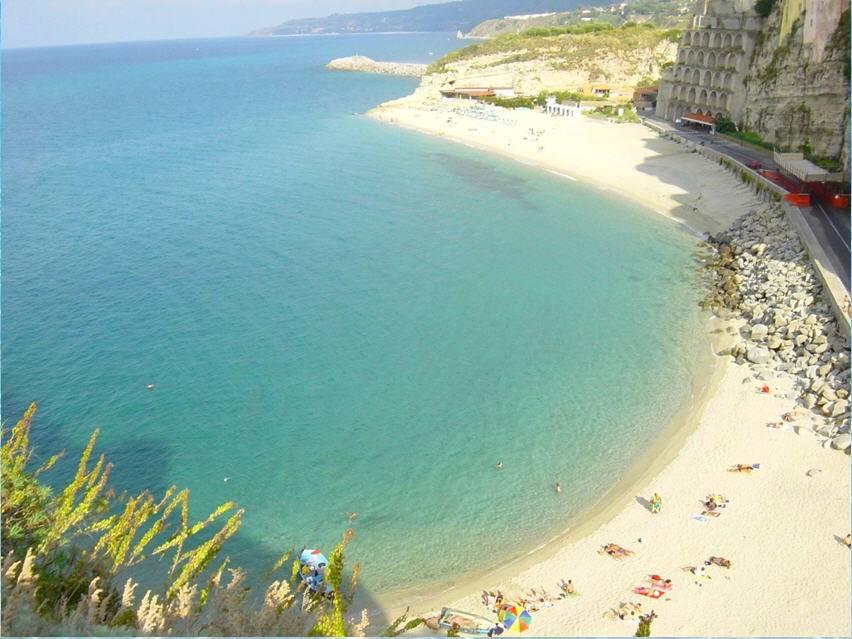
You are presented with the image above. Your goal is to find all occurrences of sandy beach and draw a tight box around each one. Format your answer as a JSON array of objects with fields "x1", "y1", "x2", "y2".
[{"x1": 367, "y1": 94, "x2": 852, "y2": 636}]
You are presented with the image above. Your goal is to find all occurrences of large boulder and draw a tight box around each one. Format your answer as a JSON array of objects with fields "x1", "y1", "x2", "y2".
[
  {"x1": 747, "y1": 347, "x2": 771, "y2": 365},
  {"x1": 750, "y1": 324, "x2": 769, "y2": 340},
  {"x1": 830, "y1": 433, "x2": 851, "y2": 453}
]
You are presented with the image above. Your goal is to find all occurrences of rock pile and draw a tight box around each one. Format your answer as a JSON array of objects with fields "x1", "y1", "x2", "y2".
[
  {"x1": 700, "y1": 204, "x2": 851, "y2": 453},
  {"x1": 326, "y1": 56, "x2": 426, "y2": 77}
]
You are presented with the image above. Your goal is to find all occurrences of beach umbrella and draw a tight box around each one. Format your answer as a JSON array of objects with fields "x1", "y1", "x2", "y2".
[
  {"x1": 497, "y1": 604, "x2": 532, "y2": 634},
  {"x1": 300, "y1": 548, "x2": 329, "y2": 571}
]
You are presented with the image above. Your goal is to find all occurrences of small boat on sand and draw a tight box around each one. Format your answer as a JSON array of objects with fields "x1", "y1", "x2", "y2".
[{"x1": 434, "y1": 607, "x2": 494, "y2": 636}]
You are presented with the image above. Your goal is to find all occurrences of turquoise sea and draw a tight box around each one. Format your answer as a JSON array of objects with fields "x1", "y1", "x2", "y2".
[{"x1": 2, "y1": 34, "x2": 708, "y2": 607}]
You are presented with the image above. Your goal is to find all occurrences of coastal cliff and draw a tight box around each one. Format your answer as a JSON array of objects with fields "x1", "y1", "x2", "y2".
[
  {"x1": 326, "y1": 56, "x2": 427, "y2": 77},
  {"x1": 424, "y1": 24, "x2": 679, "y2": 96},
  {"x1": 743, "y1": 1, "x2": 850, "y2": 163}
]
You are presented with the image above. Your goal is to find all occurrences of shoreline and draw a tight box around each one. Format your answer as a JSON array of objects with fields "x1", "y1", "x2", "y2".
[
  {"x1": 372, "y1": 321, "x2": 724, "y2": 617},
  {"x1": 367, "y1": 94, "x2": 760, "y2": 236},
  {"x1": 362, "y1": 93, "x2": 851, "y2": 635}
]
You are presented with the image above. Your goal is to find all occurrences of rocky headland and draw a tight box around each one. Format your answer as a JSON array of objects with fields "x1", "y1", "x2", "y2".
[
  {"x1": 325, "y1": 56, "x2": 426, "y2": 77},
  {"x1": 701, "y1": 204, "x2": 851, "y2": 453}
]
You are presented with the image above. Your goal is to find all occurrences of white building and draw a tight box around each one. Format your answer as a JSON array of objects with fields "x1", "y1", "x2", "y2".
[{"x1": 544, "y1": 96, "x2": 582, "y2": 117}]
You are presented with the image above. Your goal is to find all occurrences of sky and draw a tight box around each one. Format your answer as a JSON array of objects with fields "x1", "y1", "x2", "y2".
[{"x1": 1, "y1": 0, "x2": 450, "y2": 49}]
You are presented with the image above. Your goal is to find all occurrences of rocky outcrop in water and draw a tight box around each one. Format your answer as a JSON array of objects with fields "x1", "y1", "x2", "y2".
[
  {"x1": 326, "y1": 56, "x2": 426, "y2": 77},
  {"x1": 700, "y1": 204, "x2": 851, "y2": 453}
]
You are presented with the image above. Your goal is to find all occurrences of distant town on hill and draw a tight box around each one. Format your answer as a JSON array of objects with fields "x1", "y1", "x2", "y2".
[{"x1": 250, "y1": 0, "x2": 614, "y2": 36}]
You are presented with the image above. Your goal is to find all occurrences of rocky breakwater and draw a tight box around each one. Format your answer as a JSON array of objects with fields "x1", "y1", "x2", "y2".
[
  {"x1": 700, "y1": 204, "x2": 851, "y2": 454},
  {"x1": 325, "y1": 56, "x2": 426, "y2": 77}
]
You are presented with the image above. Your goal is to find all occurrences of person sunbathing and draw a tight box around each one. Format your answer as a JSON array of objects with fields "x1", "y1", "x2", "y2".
[
  {"x1": 728, "y1": 463, "x2": 760, "y2": 473},
  {"x1": 632, "y1": 586, "x2": 665, "y2": 599},
  {"x1": 648, "y1": 576, "x2": 672, "y2": 590},
  {"x1": 599, "y1": 543, "x2": 633, "y2": 559},
  {"x1": 707, "y1": 556, "x2": 732, "y2": 568}
]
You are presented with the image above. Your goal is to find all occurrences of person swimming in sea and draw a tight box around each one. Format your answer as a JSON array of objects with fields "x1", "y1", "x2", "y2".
[
  {"x1": 555, "y1": 482, "x2": 562, "y2": 494},
  {"x1": 496, "y1": 461, "x2": 503, "y2": 470}
]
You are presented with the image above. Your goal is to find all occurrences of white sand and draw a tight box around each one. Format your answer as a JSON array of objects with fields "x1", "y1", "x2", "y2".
[
  {"x1": 369, "y1": 93, "x2": 761, "y2": 235},
  {"x1": 367, "y1": 95, "x2": 852, "y2": 636}
]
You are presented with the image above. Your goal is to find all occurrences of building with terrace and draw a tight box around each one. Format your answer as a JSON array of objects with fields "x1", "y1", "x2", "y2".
[{"x1": 655, "y1": 0, "x2": 765, "y2": 126}]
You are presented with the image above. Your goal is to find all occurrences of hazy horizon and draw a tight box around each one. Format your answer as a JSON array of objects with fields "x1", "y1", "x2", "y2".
[{"x1": 1, "y1": 0, "x2": 452, "y2": 49}]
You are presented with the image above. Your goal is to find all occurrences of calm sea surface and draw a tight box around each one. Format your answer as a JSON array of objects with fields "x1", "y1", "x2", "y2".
[{"x1": 2, "y1": 34, "x2": 707, "y2": 602}]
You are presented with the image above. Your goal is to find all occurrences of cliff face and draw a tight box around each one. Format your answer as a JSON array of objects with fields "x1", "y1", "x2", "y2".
[
  {"x1": 744, "y1": 1, "x2": 849, "y2": 162},
  {"x1": 426, "y1": 25, "x2": 678, "y2": 96}
]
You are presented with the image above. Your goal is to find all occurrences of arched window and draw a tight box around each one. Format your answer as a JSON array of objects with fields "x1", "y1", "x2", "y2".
[
  {"x1": 724, "y1": 72, "x2": 734, "y2": 89},
  {"x1": 707, "y1": 52, "x2": 716, "y2": 67},
  {"x1": 703, "y1": 70, "x2": 712, "y2": 86},
  {"x1": 712, "y1": 33, "x2": 722, "y2": 48},
  {"x1": 718, "y1": 93, "x2": 728, "y2": 110},
  {"x1": 723, "y1": 33, "x2": 732, "y2": 47},
  {"x1": 701, "y1": 31, "x2": 710, "y2": 47},
  {"x1": 692, "y1": 68, "x2": 701, "y2": 84},
  {"x1": 688, "y1": 87, "x2": 696, "y2": 103},
  {"x1": 697, "y1": 51, "x2": 705, "y2": 66},
  {"x1": 687, "y1": 50, "x2": 696, "y2": 64},
  {"x1": 712, "y1": 71, "x2": 722, "y2": 87},
  {"x1": 678, "y1": 49, "x2": 687, "y2": 63},
  {"x1": 698, "y1": 89, "x2": 708, "y2": 105},
  {"x1": 734, "y1": 33, "x2": 743, "y2": 48},
  {"x1": 708, "y1": 91, "x2": 717, "y2": 107}
]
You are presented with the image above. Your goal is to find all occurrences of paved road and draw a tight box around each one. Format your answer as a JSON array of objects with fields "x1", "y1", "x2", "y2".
[
  {"x1": 808, "y1": 198, "x2": 851, "y2": 289},
  {"x1": 644, "y1": 115, "x2": 850, "y2": 292}
]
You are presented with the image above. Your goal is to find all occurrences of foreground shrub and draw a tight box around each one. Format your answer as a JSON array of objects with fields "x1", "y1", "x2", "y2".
[{"x1": 1, "y1": 404, "x2": 373, "y2": 636}]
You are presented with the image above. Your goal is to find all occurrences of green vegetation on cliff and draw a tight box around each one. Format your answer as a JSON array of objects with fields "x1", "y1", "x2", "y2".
[
  {"x1": 427, "y1": 22, "x2": 680, "y2": 74},
  {"x1": 465, "y1": 0, "x2": 691, "y2": 37}
]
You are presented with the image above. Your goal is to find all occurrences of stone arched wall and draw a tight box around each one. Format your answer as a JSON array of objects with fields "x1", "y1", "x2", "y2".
[
  {"x1": 723, "y1": 33, "x2": 733, "y2": 47},
  {"x1": 703, "y1": 70, "x2": 713, "y2": 86}
]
